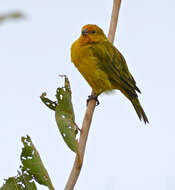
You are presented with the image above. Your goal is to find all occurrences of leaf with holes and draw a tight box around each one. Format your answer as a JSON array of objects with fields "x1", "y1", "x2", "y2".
[
  {"x1": 40, "y1": 75, "x2": 78, "y2": 152},
  {"x1": 0, "y1": 177, "x2": 22, "y2": 190},
  {"x1": 55, "y1": 75, "x2": 78, "y2": 153},
  {"x1": 0, "y1": 171, "x2": 37, "y2": 190},
  {"x1": 20, "y1": 135, "x2": 54, "y2": 190},
  {"x1": 17, "y1": 171, "x2": 37, "y2": 190},
  {"x1": 40, "y1": 92, "x2": 57, "y2": 111}
]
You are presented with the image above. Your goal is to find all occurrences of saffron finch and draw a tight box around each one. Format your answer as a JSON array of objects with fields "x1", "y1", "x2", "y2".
[{"x1": 71, "y1": 24, "x2": 149, "y2": 124}]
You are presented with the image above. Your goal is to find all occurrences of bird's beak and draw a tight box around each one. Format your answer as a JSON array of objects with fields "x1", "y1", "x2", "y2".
[{"x1": 82, "y1": 29, "x2": 88, "y2": 36}]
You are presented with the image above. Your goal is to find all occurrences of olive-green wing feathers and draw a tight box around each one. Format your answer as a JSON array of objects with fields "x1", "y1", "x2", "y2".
[{"x1": 90, "y1": 41, "x2": 141, "y2": 97}]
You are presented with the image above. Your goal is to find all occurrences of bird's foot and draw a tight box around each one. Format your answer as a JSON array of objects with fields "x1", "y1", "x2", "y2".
[{"x1": 87, "y1": 94, "x2": 99, "y2": 106}]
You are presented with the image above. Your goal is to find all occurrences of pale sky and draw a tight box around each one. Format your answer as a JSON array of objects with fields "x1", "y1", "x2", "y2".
[{"x1": 0, "y1": 0, "x2": 175, "y2": 189}]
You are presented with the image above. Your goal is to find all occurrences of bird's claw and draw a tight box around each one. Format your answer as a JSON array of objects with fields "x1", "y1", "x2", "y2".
[{"x1": 87, "y1": 95, "x2": 99, "y2": 106}]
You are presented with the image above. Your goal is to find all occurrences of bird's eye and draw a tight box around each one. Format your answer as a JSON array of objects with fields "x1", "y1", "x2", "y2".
[{"x1": 91, "y1": 30, "x2": 96, "y2": 34}]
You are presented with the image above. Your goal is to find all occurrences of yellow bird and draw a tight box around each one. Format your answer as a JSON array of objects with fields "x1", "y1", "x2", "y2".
[{"x1": 71, "y1": 24, "x2": 149, "y2": 124}]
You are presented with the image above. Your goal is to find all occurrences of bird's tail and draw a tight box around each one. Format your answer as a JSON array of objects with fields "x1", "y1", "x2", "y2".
[{"x1": 130, "y1": 98, "x2": 149, "y2": 124}]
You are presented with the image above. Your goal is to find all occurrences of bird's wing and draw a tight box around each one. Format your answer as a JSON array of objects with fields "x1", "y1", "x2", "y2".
[{"x1": 90, "y1": 41, "x2": 141, "y2": 97}]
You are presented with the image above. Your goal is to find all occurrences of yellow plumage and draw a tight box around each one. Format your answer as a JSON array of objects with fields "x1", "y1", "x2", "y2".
[{"x1": 71, "y1": 24, "x2": 149, "y2": 124}]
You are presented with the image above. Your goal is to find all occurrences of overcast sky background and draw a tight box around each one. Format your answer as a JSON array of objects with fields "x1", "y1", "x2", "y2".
[{"x1": 0, "y1": 0, "x2": 175, "y2": 189}]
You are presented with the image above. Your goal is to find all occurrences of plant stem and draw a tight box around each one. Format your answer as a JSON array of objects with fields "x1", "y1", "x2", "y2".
[
  {"x1": 108, "y1": 0, "x2": 121, "y2": 43},
  {"x1": 64, "y1": 1, "x2": 122, "y2": 189},
  {"x1": 64, "y1": 99, "x2": 96, "y2": 190}
]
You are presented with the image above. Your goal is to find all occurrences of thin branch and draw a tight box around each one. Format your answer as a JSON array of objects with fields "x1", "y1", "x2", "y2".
[
  {"x1": 108, "y1": 0, "x2": 121, "y2": 43},
  {"x1": 64, "y1": 100, "x2": 96, "y2": 190},
  {"x1": 64, "y1": 0, "x2": 122, "y2": 189}
]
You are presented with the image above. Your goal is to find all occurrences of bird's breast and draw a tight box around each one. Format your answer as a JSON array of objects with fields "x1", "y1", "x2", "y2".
[{"x1": 71, "y1": 44, "x2": 113, "y2": 94}]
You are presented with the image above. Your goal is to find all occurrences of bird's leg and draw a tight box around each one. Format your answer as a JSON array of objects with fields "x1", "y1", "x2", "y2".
[{"x1": 87, "y1": 94, "x2": 99, "y2": 106}]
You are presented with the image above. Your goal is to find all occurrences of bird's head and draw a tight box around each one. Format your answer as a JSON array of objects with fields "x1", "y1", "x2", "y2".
[{"x1": 80, "y1": 24, "x2": 107, "y2": 44}]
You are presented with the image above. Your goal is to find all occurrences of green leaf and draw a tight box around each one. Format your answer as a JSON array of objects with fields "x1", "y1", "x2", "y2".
[
  {"x1": 55, "y1": 75, "x2": 78, "y2": 153},
  {"x1": 20, "y1": 135, "x2": 54, "y2": 190},
  {"x1": 16, "y1": 171, "x2": 37, "y2": 190},
  {"x1": 1, "y1": 177, "x2": 20, "y2": 190},
  {"x1": 0, "y1": 171, "x2": 37, "y2": 190},
  {"x1": 40, "y1": 75, "x2": 78, "y2": 153},
  {"x1": 40, "y1": 92, "x2": 57, "y2": 111}
]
